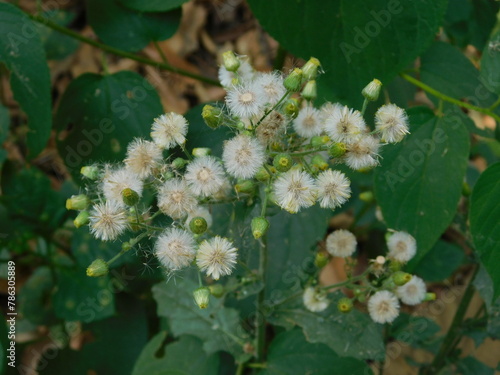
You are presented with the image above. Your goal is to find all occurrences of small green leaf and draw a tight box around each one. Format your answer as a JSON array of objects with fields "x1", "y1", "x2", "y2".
[
  {"x1": 260, "y1": 329, "x2": 373, "y2": 375},
  {"x1": 132, "y1": 333, "x2": 220, "y2": 375},
  {"x1": 410, "y1": 240, "x2": 465, "y2": 280},
  {"x1": 470, "y1": 162, "x2": 500, "y2": 300},
  {"x1": 0, "y1": 3, "x2": 52, "y2": 157},
  {"x1": 87, "y1": 0, "x2": 181, "y2": 52},
  {"x1": 118, "y1": 0, "x2": 189, "y2": 12},
  {"x1": 374, "y1": 107, "x2": 470, "y2": 264}
]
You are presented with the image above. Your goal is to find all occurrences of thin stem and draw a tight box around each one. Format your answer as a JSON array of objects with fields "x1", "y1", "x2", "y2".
[
  {"x1": 153, "y1": 41, "x2": 169, "y2": 64},
  {"x1": 247, "y1": 362, "x2": 267, "y2": 369},
  {"x1": 255, "y1": 233, "x2": 268, "y2": 362},
  {"x1": 180, "y1": 144, "x2": 193, "y2": 161},
  {"x1": 361, "y1": 98, "x2": 369, "y2": 116},
  {"x1": 488, "y1": 96, "x2": 500, "y2": 111},
  {"x1": 379, "y1": 325, "x2": 389, "y2": 375},
  {"x1": 236, "y1": 362, "x2": 245, "y2": 375},
  {"x1": 27, "y1": 13, "x2": 221, "y2": 87},
  {"x1": 400, "y1": 73, "x2": 500, "y2": 123}
]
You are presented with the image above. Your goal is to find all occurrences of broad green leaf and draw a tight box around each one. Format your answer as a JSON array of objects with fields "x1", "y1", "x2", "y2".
[
  {"x1": 87, "y1": 0, "x2": 181, "y2": 52},
  {"x1": 132, "y1": 333, "x2": 219, "y2": 375},
  {"x1": 118, "y1": 0, "x2": 188, "y2": 12},
  {"x1": 247, "y1": 0, "x2": 447, "y2": 106},
  {"x1": 481, "y1": 30, "x2": 500, "y2": 95},
  {"x1": 410, "y1": 240, "x2": 465, "y2": 280},
  {"x1": 0, "y1": 3, "x2": 52, "y2": 157},
  {"x1": 374, "y1": 107, "x2": 469, "y2": 264},
  {"x1": 470, "y1": 162, "x2": 500, "y2": 300},
  {"x1": 152, "y1": 277, "x2": 250, "y2": 362},
  {"x1": 456, "y1": 356, "x2": 494, "y2": 375},
  {"x1": 389, "y1": 313, "x2": 440, "y2": 349},
  {"x1": 473, "y1": 264, "x2": 500, "y2": 338},
  {"x1": 260, "y1": 329, "x2": 372, "y2": 375},
  {"x1": 18, "y1": 267, "x2": 57, "y2": 325},
  {"x1": 268, "y1": 293, "x2": 384, "y2": 361},
  {"x1": 54, "y1": 71, "x2": 163, "y2": 181},
  {"x1": 38, "y1": 10, "x2": 80, "y2": 60}
]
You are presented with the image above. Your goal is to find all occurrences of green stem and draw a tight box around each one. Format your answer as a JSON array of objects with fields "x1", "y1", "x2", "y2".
[
  {"x1": 236, "y1": 362, "x2": 245, "y2": 375},
  {"x1": 488, "y1": 96, "x2": 500, "y2": 111},
  {"x1": 248, "y1": 362, "x2": 267, "y2": 369},
  {"x1": 361, "y1": 98, "x2": 369, "y2": 116},
  {"x1": 27, "y1": 13, "x2": 221, "y2": 87},
  {"x1": 256, "y1": 233, "x2": 268, "y2": 362},
  {"x1": 153, "y1": 40, "x2": 169, "y2": 64},
  {"x1": 400, "y1": 73, "x2": 500, "y2": 123}
]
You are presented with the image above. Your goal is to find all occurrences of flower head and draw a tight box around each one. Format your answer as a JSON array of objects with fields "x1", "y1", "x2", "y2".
[
  {"x1": 154, "y1": 228, "x2": 196, "y2": 271},
  {"x1": 375, "y1": 104, "x2": 409, "y2": 143},
  {"x1": 256, "y1": 111, "x2": 287, "y2": 145},
  {"x1": 255, "y1": 72, "x2": 287, "y2": 105},
  {"x1": 225, "y1": 82, "x2": 266, "y2": 119},
  {"x1": 316, "y1": 170, "x2": 351, "y2": 209},
  {"x1": 222, "y1": 134, "x2": 266, "y2": 179},
  {"x1": 157, "y1": 179, "x2": 197, "y2": 220},
  {"x1": 396, "y1": 276, "x2": 426, "y2": 305},
  {"x1": 273, "y1": 169, "x2": 317, "y2": 213},
  {"x1": 196, "y1": 236, "x2": 238, "y2": 280},
  {"x1": 344, "y1": 135, "x2": 380, "y2": 170},
  {"x1": 368, "y1": 290, "x2": 400, "y2": 324},
  {"x1": 324, "y1": 106, "x2": 367, "y2": 144},
  {"x1": 293, "y1": 106, "x2": 323, "y2": 138},
  {"x1": 102, "y1": 167, "x2": 143, "y2": 207},
  {"x1": 124, "y1": 138, "x2": 163, "y2": 179},
  {"x1": 218, "y1": 58, "x2": 254, "y2": 87},
  {"x1": 185, "y1": 156, "x2": 227, "y2": 197},
  {"x1": 303, "y1": 287, "x2": 329, "y2": 312},
  {"x1": 187, "y1": 206, "x2": 213, "y2": 231},
  {"x1": 387, "y1": 231, "x2": 417, "y2": 263},
  {"x1": 151, "y1": 113, "x2": 188, "y2": 149},
  {"x1": 89, "y1": 201, "x2": 128, "y2": 241},
  {"x1": 326, "y1": 229, "x2": 357, "y2": 258}
]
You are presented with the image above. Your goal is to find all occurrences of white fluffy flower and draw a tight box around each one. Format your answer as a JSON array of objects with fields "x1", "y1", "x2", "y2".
[
  {"x1": 396, "y1": 276, "x2": 426, "y2": 305},
  {"x1": 256, "y1": 110, "x2": 287, "y2": 145},
  {"x1": 89, "y1": 201, "x2": 128, "y2": 241},
  {"x1": 273, "y1": 169, "x2": 317, "y2": 213},
  {"x1": 316, "y1": 170, "x2": 351, "y2": 209},
  {"x1": 124, "y1": 138, "x2": 163, "y2": 179},
  {"x1": 225, "y1": 82, "x2": 266, "y2": 119},
  {"x1": 255, "y1": 72, "x2": 287, "y2": 105},
  {"x1": 151, "y1": 112, "x2": 188, "y2": 149},
  {"x1": 222, "y1": 134, "x2": 266, "y2": 179},
  {"x1": 368, "y1": 290, "x2": 400, "y2": 324},
  {"x1": 375, "y1": 104, "x2": 410, "y2": 143},
  {"x1": 344, "y1": 135, "x2": 380, "y2": 170},
  {"x1": 319, "y1": 102, "x2": 343, "y2": 123},
  {"x1": 102, "y1": 167, "x2": 143, "y2": 207},
  {"x1": 387, "y1": 231, "x2": 417, "y2": 263},
  {"x1": 186, "y1": 206, "x2": 213, "y2": 231},
  {"x1": 293, "y1": 106, "x2": 323, "y2": 138},
  {"x1": 326, "y1": 229, "x2": 357, "y2": 258},
  {"x1": 154, "y1": 228, "x2": 196, "y2": 271},
  {"x1": 324, "y1": 105, "x2": 367, "y2": 144},
  {"x1": 196, "y1": 236, "x2": 238, "y2": 280},
  {"x1": 157, "y1": 179, "x2": 197, "y2": 219},
  {"x1": 185, "y1": 156, "x2": 227, "y2": 197},
  {"x1": 218, "y1": 58, "x2": 254, "y2": 87},
  {"x1": 303, "y1": 287, "x2": 329, "y2": 312}
]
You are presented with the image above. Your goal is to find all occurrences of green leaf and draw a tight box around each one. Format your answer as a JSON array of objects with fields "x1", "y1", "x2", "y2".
[
  {"x1": 87, "y1": 0, "x2": 181, "y2": 52},
  {"x1": 18, "y1": 267, "x2": 57, "y2": 325},
  {"x1": 118, "y1": 0, "x2": 188, "y2": 12},
  {"x1": 389, "y1": 313, "x2": 440, "y2": 349},
  {"x1": 268, "y1": 293, "x2": 384, "y2": 361},
  {"x1": 374, "y1": 107, "x2": 470, "y2": 265},
  {"x1": 456, "y1": 356, "x2": 494, "y2": 375},
  {"x1": 0, "y1": 104, "x2": 9, "y2": 165},
  {"x1": 38, "y1": 10, "x2": 80, "y2": 60},
  {"x1": 0, "y1": 3, "x2": 52, "y2": 157},
  {"x1": 54, "y1": 71, "x2": 163, "y2": 180},
  {"x1": 481, "y1": 30, "x2": 500, "y2": 96},
  {"x1": 411, "y1": 240, "x2": 465, "y2": 281},
  {"x1": 260, "y1": 329, "x2": 372, "y2": 375},
  {"x1": 132, "y1": 333, "x2": 220, "y2": 375},
  {"x1": 247, "y1": 0, "x2": 447, "y2": 106},
  {"x1": 470, "y1": 162, "x2": 500, "y2": 300},
  {"x1": 152, "y1": 277, "x2": 250, "y2": 362}
]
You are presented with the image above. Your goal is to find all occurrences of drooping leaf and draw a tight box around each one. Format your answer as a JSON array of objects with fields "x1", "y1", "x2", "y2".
[
  {"x1": 247, "y1": 0, "x2": 447, "y2": 106},
  {"x1": 0, "y1": 3, "x2": 52, "y2": 157},
  {"x1": 374, "y1": 107, "x2": 469, "y2": 264},
  {"x1": 410, "y1": 240, "x2": 465, "y2": 280},
  {"x1": 260, "y1": 329, "x2": 373, "y2": 375},
  {"x1": 132, "y1": 333, "x2": 220, "y2": 375},
  {"x1": 470, "y1": 162, "x2": 500, "y2": 300},
  {"x1": 54, "y1": 71, "x2": 163, "y2": 181},
  {"x1": 87, "y1": 0, "x2": 181, "y2": 52},
  {"x1": 118, "y1": 0, "x2": 188, "y2": 12}
]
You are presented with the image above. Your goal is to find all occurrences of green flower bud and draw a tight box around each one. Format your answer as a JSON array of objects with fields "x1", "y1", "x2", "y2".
[
  {"x1": 314, "y1": 252, "x2": 329, "y2": 268},
  {"x1": 80, "y1": 165, "x2": 99, "y2": 180},
  {"x1": 163, "y1": 171, "x2": 175, "y2": 180},
  {"x1": 462, "y1": 181, "x2": 471, "y2": 197},
  {"x1": 359, "y1": 191, "x2": 375, "y2": 203},
  {"x1": 172, "y1": 157, "x2": 188, "y2": 169},
  {"x1": 388, "y1": 260, "x2": 403, "y2": 272},
  {"x1": 202, "y1": 105, "x2": 223, "y2": 129},
  {"x1": 122, "y1": 188, "x2": 140, "y2": 206},
  {"x1": 208, "y1": 284, "x2": 224, "y2": 298},
  {"x1": 301, "y1": 80, "x2": 317, "y2": 101},
  {"x1": 273, "y1": 153, "x2": 293, "y2": 172},
  {"x1": 354, "y1": 289, "x2": 366, "y2": 303},
  {"x1": 310, "y1": 135, "x2": 330, "y2": 148},
  {"x1": 235, "y1": 180, "x2": 256, "y2": 194},
  {"x1": 392, "y1": 271, "x2": 412, "y2": 286},
  {"x1": 337, "y1": 297, "x2": 353, "y2": 313},
  {"x1": 284, "y1": 68, "x2": 304, "y2": 92},
  {"x1": 311, "y1": 155, "x2": 328, "y2": 171},
  {"x1": 189, "y1": 216, "x2": 208, "y2": 235},
  {"x1": 73, "y1": 210, "x2": 89, "y2": 228},
  {"x1": 193, "y1": 287, "x2": 211, "y2": 309},
  {"x1": 66, "y1": 194, "x2": 90, "y2": 211},
  {"x1": 251, "y1": 216, "x2": 270, "y2": 239},
  {"x1": 192, "y1": 148, "x2": 211, "y2": 157},
  {"x1": 222, "y1": 51, "x2": 240, "y2": 72},
  {"x1": 255, "y1": 166, "x2": 271, "y2": 182},
  {"x1": 122, "y1": 241, "x2": 132, "y2": 252},
  {"x1": 86, "y1": 259, "x2": 109, "y2": 277},
  {"x1": 283, "y1": 98, "x2": 300, "y2": 118},
  {"x1": 302, "y1": 57, "x2": 321, "y2": 81},
  {"x1": 362, "y1": 79, "x2": 382, "y2": 101},
  {"x1": 328, "y1": 143, "x2": 347, "y2": 158},
  {"x1": 424, "y1": 292, "x2": 436, "y2": 301}
]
